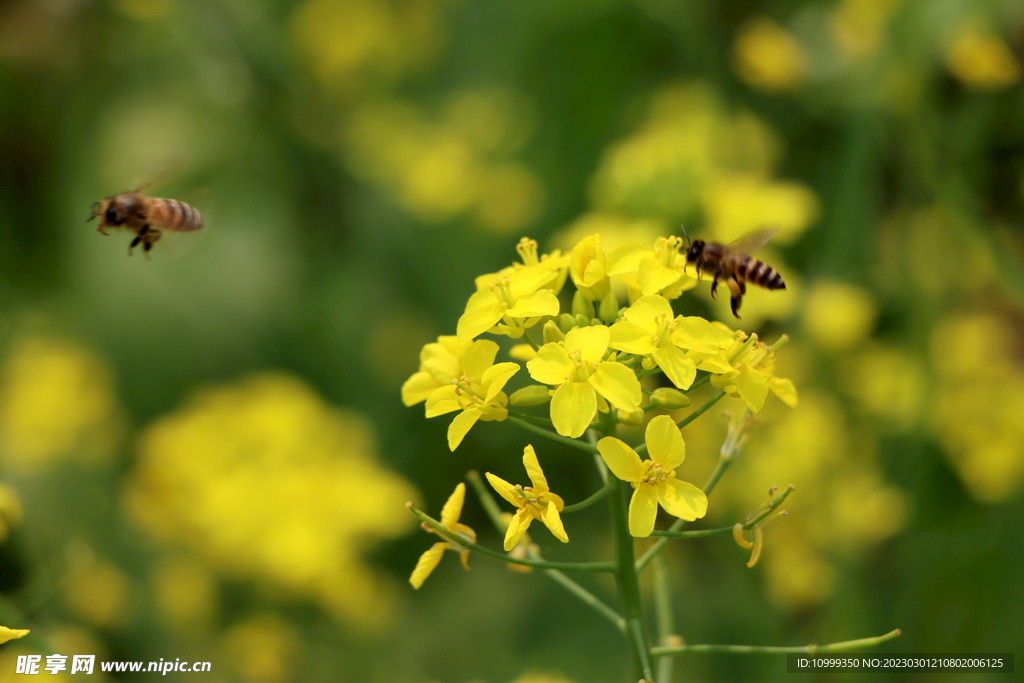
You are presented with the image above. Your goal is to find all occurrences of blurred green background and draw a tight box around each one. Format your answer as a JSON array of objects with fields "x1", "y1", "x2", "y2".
[{"x1": 0, "y1": 0, "x2": 1023, "y2": 681}]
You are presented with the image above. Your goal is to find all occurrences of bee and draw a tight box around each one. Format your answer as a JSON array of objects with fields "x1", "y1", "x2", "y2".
[
  {"x1": 87, "y1": 175, "x2": 203, "y2": 257},
  {"x1": 682, "y1": 226, "x2": 785, "y2": 319}
]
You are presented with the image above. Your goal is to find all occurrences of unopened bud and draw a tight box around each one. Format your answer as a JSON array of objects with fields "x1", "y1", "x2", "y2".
[
  {"x1": 598, "y1": 292, "x2": 619, "y2": 324},
  {"x1": 542, "y1": 321, "x2": 565, "y2": 345},
  {"x1": 510, "y1": 385, "x2": 552, "y2": 407},
  {"x1": 650, "y1": 387, "x2": 691, "y2": 409},
  {"x1": 575, "y1": 313, "x2": 591, "y2": 328},
  {"x1": 559, "y1": 313, "x2": 577, "y2": 334},
  {"x1": 572, "y1": 290, "x2": 595, "y2": 319},
  {"x1": 617, "y1": 408, "x2": 645, "y2": 426}
]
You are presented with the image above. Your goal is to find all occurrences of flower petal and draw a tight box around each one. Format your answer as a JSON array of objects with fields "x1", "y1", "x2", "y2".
[
  {"x1": 608, "y1": 321, "x2": 655, "y2": 355},
  {"x1": 605, "y1": 242, "x2": 648, "y2": 276},
  {"x1": 483, "y1": 362, "x2": 520, "y2": 402},
  {"x1": 424, "y1": 385, "x2": 460, "y2": 417},
  {"x1": 652, "y1": 345, "x2": 697, "y2": 390},
  {"x1": 485, "y1": 472, "x2": 522, "y2": 508},
  {"x1": 735, "y1": 362, "x2": 770, "y2": 413},
  {"x1": 457, "y1": 290, "x2": 502, "y2": 343},
  {"x1": 565, "y1": 325, "x2": 610, "y2": 363},
  {"x1": 670, "y1": 317, "x2": 731, "y2": 354},
  {"x1": 527, "y1": 343, "x2": 574, "y2": 385},
  {"x1": 542, "y1": 501, "x2": 569, "y2": 543},
  {"x1": 550, "y1": 381, "x2": 597, "y2": 438},
  {"x1": 503, "y1": 509, "x2": 533, "y2": 550},
  {"x1": 440, "y1": 482, "x2": 466, "y2": 528},
  {"x1": 769, "y1": 377, "x2": 798, "y2": 407},
  {"x1": 628, "y1": 485, "x2": 659, "y2": 537},
  {"x1": 590, "y1": 362, "x2": 642, "y2": 412},
  {"x1": 409, "y1": 542, "x2": 448, "y2": 589},
  {"x1": 638, "y1": 256, "x2": 682, "y2": 296},
  {"x1": 622, "y1": 295, "x2": 672, "y2": 327},
  {"x1": 508, "y1": 266, "x2": 557, "y2": 297},
  {"x1": 448, "y1": 408, "x2": 481, "y2": 450},
  {"x1": 645, "y1": 415, "x2": 686, "y2": 469},
  {"x1": 462, "y1": 340, "x2": 500, "y2": 379},
  {"x1": 0, "y1": 626, "x2": 29, "y2": 644},
  {"x1": 597, "y1": 437, "x2": 645, "y2": 482},
  {"x1": 522, "y1": 444, "x2": 548, "y2": 493},
  {"x1": 506, "y1": 289, "x2": 561, "y2": 318},
  {"x1": 401, "y1": 371, "x2": 439, "y2": 406},
  {"x1": 656, "y1": 479, "x2": 708, "y2": 522}
]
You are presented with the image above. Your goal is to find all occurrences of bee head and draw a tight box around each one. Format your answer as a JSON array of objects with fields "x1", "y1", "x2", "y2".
[{"x1": 685, "y1": 239, "x2": 706, "y2": 264}]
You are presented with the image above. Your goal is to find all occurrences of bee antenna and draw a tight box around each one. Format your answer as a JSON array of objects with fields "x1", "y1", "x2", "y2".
[{"x1": 680, "y1": 224, "x2": 690, "y2": 246}]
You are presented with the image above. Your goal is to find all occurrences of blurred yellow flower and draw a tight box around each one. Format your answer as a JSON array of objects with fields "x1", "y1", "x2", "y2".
[
  {"x1": 838, "y1": 345, "x2": 926, "y2": 430},
  {"x1": 222, "y1": 615, "x2": 298, "y2": 683},
  {"x1": 0, "y1": 337, "x2": 121, "y2": 472},
  {"x1": 931, "y1": 313, "x2": 1024, "y2": 502},
  {"x1": 64, "y1": 554, "x2": 134, "y2": 628},
  {"x1": 152, "y1": 557, "x2": 218, "y2": 629},
  {"x1": 945, "y1": 25, "x2": 1022, "y2": 90},
  {"x1": 830, "y1": 0, "x2": 904, "y2": 60},
  {"x1": 126, "y1": 374, "x2": 417, "y2": 627},
  {"x1": 702, "y1": 174, "x2": 819, "y2": 246},
  {"x1": 803, "y1": 281, "x2": 876, "y2": 352},
  {"x1": 475, "y1": 162, "x2": 545, "y2": 233},
  {"x1": 732, "y1": 17, "x2": 807, "y2": 91},
  {"x1": 0, "y1": 483, "x2": 22, "y2": 543}
]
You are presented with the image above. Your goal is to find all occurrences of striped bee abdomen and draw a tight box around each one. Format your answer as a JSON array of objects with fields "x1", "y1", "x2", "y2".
[
  {"x1": 153, "y1": 198, "x2": 204, "y2": 232},
  {"x1": 741, "y1": 258, "x2": 786, "y2": 290}
]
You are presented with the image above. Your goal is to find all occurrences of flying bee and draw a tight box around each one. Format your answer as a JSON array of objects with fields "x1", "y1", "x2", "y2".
[
  {"x1": 87, "y1": 169, "x2": 203, "y2": 257},
  {"x1": 681, "y1": 225, "x2": 785, "y2": 319}
]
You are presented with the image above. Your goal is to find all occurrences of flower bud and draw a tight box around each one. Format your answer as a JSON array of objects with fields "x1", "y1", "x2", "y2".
[
  {"x1": 575, "y1": 313, "x2": 591, "y2": 328},
  {"x1": 617, "y1": 407, "x2": 645, "y2": 426},
  {"x1": 598, "y1": 292, "x2": 619, "y2": 324},
  {"x1": 559, "y1": 313, "x2": 577, "y2": 334},
  {"x1": 650, "y1": 387, "x2": 691, "y2": 409},
  {"x1": 510, "y1": 385, "x2": 552, "y2": 406},
  {"x1": 572, "y1": 290, "x2": 595, "y2": 319},
  {"x1": 542, "y1": 321, "x2": 565, "y2": 345}
]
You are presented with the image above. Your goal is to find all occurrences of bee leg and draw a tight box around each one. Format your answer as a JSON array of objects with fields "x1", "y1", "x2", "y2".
[
  {"x1": 710, "y1": 277, "x2": 719, "y2": 300},
  {"x1": 726, "y1": 278, "x2": 743, "y2": 319},
  {"x1": 128, "y1": 235, "x2": 141, "y2": 256}
]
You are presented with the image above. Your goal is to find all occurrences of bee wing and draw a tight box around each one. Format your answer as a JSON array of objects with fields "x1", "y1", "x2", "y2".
[
  {"x1": 724, "y1": 224, "x2": 780, "y2": 255},
  {"x1": 132, "y1": 151, "x2": 192, "y2": 194}
]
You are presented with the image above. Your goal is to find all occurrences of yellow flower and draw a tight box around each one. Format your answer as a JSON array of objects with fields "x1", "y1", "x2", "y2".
[
  {"x1": 732, "y1": 17, "x2": 806, "y2": 91},
  {"x1": 0, "y1": 625, "x2": 29, "y2": 644},
  {"x1": 485, "y1": 445, "x2": 568, "y2": 550},
  {"x1": 711, "y1": 336, "x2": 797, "y2": 413},
  {"x1": 424, "y1": 341, "x2": 520, "y2": 450},
  {"x1": 598, "y1": 415, "x2": 707, "y2": 537},
  {"x1": 474, "y1": 238, "x2": 571, "y2": 296},
  {"x1": 634, "y1": 236, "x2": 699, "y2": 299},
  {"x1": 410, "y1": 483, "x2": 477, "y2": 589},
  {"x1": 609, "y1": 295, "x2": 731, "y2": 389},
  {"x1": 457, "y1": 267, "x2": 561, "y2": 343},
  {"x1": 527, "y1": 326, "x2": 642, "y2": 438},
  {"x1": 401, "y1": 336, "x2": 473, "y2": 407},
  {"x1": 945, "y1": 25, "x2": 1022, "y2": 90}
]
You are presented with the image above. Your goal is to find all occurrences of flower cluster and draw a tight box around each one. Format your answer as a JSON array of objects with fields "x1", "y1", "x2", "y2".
[{"x1": 405, "y1": 234, "x2": 797, "y2": 563}]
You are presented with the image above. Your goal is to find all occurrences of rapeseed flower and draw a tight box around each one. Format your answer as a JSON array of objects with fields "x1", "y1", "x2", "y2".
[
  {"x1": 486, "y1": 445, "x2": 568, "y2": 550},
  {"x1": 598, "y1": 415, "x2": 707, "y2": 537},
  {"x1": 410, "y1": 483, "x2": 477, "y2": 589},
  {"x1": 609, "y1": 295, "x2": 731, "y2": 389},
  {"x1": 423, "y1": 340, "x2": 520, "y2": 450},
  {"x1": 401, "y1": 335, "x2": 474, "y2": 407},
  {"x1": 527, "y1": 326, "x2": 642, "y2": 438},
  {"x1": 457, "y1": 267, "x2": 560, "y2": 343}
]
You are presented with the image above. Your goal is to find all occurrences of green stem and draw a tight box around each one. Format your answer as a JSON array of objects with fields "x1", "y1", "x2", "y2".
[
  {"x1": 652, "y1": 554, "x2": 676, "y2": 683},
  {"x1": 507, "y1": 410, "x2": 554, "y2": 426},
  {"x1": 675, "y1": 388, "x2": 726, "y2": 430},
  {"x1": 683, "y1": 374, "x2": 711, "y2": 393},
  {"x1": 651, "y1": 629, "x2": 902, "y2": 657},
  {"x1": 407, "y1": 504, "x2": 614, "y2": 572},
  {"x1": 648, "y1": 525, "x2": 736, "y2": 538},
  {"x1": 602, "y1": 412, "x2": 654, "y2": 682},
  {"x1": 562, "y1": 479, "x2": 615, "y2": 513},
  {"x1": 507, "y1": 416, "x2": 598, "y2": 454}
]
